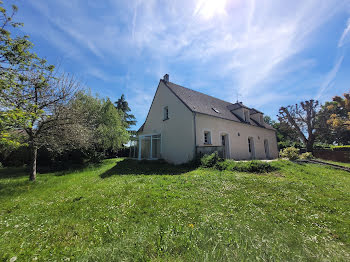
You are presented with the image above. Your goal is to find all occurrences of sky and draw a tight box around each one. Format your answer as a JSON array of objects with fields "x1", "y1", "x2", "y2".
[{"x1": 6, "y1": 0, "x2": 350, "y2": 129}]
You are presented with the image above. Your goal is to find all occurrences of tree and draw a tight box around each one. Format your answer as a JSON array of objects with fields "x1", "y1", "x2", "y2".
[
  {"x1": 0, "y1": 1, "x2": 52, "y2": 149},
  {"x1": 327, "y1": 93, "x2": 350, "y2": 131},
  {"x1": 0, "y1": 69, "x2": 80, "y2": 181},
  {"x1": 278, "y1": 100, "x2": 319, "y2": 152},
  {"x1": 72, "y1": 92, "x2": 129, "y2": 159},
  {"x1": 316, "y1": 100, "x2": 350, "y2": 145},
  {"x1": 114, "y1": 94, "x2": 136, "y2": 128},
  {"x1": 264, "y1": 115, "x2": 301, "y2": 149}
]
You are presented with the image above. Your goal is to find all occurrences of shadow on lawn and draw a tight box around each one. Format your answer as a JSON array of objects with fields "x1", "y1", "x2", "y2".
[
  {"x1": 100, "y1": 158, "x2": 196, "y2": 178},
  {"x1": 0, "y1": 166, "x2": 28, "y2": 179}
]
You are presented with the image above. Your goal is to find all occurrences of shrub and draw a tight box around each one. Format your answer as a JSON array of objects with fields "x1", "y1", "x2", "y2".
[
  {"x1": 279, "y1": 147, "x2": 300, "y2": 160},
  {"x1": 200, "y1": 152, "x2": 222, "y2": 168},
  {"x1": 331, "y1": 145, "x2": 350, "y2": 151},
  {"x1": 225, "y1": 160, "x2": 277, "y2": 173},
  {"x1": 300, "y1": 152, "x2": 314, "y2": 160}
]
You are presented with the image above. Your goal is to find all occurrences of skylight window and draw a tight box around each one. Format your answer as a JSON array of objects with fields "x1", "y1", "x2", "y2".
[{"x1": 212, "y1": 107, "x2": 220, "y2": 113}]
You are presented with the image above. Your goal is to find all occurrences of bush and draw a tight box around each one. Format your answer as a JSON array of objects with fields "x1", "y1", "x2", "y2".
[
  {"x1": 200, "y1": 152, "x2": 222, "y2": 168},
  {"x1": 225, "y1": 160, "x2": 277, "y2": 173},
  {"x1": 300, "y1": 152, "x2": 314, "y2": 160},
  {"x1": 331, "y1": 145, "x2": 350, "y2": 151},
  {"x1": 279, "y1": 147, "x2": 300, "y2": 160},
  {"x1": 204, "y1": 158, "x2": 277, "y2": 173}
]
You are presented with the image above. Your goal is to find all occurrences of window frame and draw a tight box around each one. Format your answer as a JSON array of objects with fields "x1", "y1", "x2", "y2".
[
  {"x1": 163, "y1": 106, "x2": 169, "y2": 121},
  {"x1": 204, "y1": 131, "x2": 212, "y2": 145}
]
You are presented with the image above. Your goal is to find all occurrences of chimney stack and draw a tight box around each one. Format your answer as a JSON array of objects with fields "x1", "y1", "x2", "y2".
[{"x1": 163, "y1": 74, "x2": 169, "y2": 82}]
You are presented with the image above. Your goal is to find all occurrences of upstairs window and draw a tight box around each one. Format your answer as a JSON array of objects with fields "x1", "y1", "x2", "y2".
[
  {"x1": 204, "y1": 131, "x2": 211, "y2": 144},
  {"x1": 163, "y1": 106, "x2": 169, "y2": 120}
]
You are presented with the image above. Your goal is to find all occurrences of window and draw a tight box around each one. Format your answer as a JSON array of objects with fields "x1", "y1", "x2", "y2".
[
  {"x1": 212, "y1": 107, "x2": 220, "y2": 113},
  {"x1": 244, "y1": 110, "x2": 250, "y2": 122},
  {"x1": 204, "y1": 131, "x2": 211, "y2": 144},
  {"x1": 264, "y1": 139, "x2": 269, "y2": 158},
  {"x1": 163, "y1": 106, "x2": 169, "y2": 120},
  {"x1": 248, "y1": 137, "x2": 255, "y2": 159}
]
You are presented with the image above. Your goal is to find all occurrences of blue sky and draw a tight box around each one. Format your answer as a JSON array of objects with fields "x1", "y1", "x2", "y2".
[{"x1": 7, "y1": 0, "x2": 350, "y2": 129}]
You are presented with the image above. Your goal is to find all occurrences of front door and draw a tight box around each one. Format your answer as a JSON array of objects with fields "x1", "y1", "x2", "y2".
[
  {"x1": 264, "y1": 139, "x2": 270, "y2": 159},
  {"x1": 221, "y1": 134, "x2": 229, "y2": 159},
  {"x1": 248, "y1": 137, "x2": 255, "y2": 159}
]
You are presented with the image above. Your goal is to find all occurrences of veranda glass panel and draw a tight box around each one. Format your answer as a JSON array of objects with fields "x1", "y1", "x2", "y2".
[
  {"x1": 141, "y1": 137, "x2": 151, "y2": 159},
  {"x1": 130, "y1": 140, "x2": 138, "y2": 158},
  {"x1": 152, "y1": 136, "x2": 161, "y2": 159}
]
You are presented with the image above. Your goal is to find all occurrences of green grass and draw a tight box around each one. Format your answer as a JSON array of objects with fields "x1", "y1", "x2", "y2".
[
  {"x1": 316, "y1": 159, "x2": 350, "y2": 168},
  {"x1": 1, "y1": 159, "x2": 350, "y2": 261}
]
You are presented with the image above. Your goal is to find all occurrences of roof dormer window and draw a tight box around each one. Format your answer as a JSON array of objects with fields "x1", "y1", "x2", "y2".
[
  {"x1": 244, "y1": 110, "x2": 250, "y2": 122},
  {"x1": 260, "y1": 115, "x2": 264, "y2": 124}
]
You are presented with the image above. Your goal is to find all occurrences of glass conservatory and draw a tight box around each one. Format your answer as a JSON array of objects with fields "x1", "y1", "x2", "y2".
[{"x1": 129, "y1": 134, "x2": 161, "y2": 160}]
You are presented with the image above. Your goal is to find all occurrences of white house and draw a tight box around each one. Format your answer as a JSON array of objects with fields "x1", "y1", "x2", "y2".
[{"x1": 130, "y1": 74, "x2": 278, "y2": 164}]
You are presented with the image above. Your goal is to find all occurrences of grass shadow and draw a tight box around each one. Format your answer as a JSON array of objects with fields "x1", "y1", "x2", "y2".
[
  {"x1": 100, "y1": 158, "x2": 196, "y2": 178},
  {"x1": 0, "y1": 166, "x2": 27, "y2": 179}
]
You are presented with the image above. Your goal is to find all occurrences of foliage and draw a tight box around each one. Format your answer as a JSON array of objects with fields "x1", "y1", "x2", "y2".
[
  {"x1": 331, "y1": 145, "x2": 350, "y2": 151},
  {"x1": 317, "y1": 100, "x2": 350, "y2": 145},
  {"x1": 278, "y1": 100, "x2": 319, "y2": 152},
  {"x1": 1, "y1": 69, "x2": 80, "y2": 180},
  {"x1": 217, "y1": 160, "x2": 277, "y2": 173},
  {"x1": 279, "y1": 147, "x2": 300, "y2": 160},
  {"x1": 71, "y1": 91, "x2": 129, "y2": 161},
  {"x1": 299, "y1": 152, "x2": 314, "y2": 160},
  {"x1": 1, "y1": 159, "x2": 350, "y2": 261},
  {"x1": 114, "y1": 94, "x2": 136, "y2": 129},
  {"x1": 0, "y1": 2, "x2": 53, "y2": 148},
  {"x1": 263, "y1": 116, "x2": 302, "y2": 150},
  {"x1": 327, "y1": 93, "x2": 350, "y2": 131},
  {"x1": 200, "y1": 152, "x2": 222, "y2": 168}
]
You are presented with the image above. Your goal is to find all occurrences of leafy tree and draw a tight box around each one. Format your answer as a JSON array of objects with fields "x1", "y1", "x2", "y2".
[
  {"x1": 0, "y1": 69, "x2": 80, "y2": 181},
  {"x1": 114, "y1": 94, "x2": 136, "y2": 128},
  {"x1": 72, "y1": 92, "x2": 129, "y2": 159},
  {"x1": 278, "y1": 100, "x2": 319, "y2": 152},
  {"x1": 0, "y1": 1, "x2": 53, "y2": 150},
  {"x1": 327, "y1": 93, "x2": 350, "y2": 131},
  {"x1": 316, "y1": 100, "x2": 350, "y2": 145},
  {"x1": 264, "y1": 115, "x2": 301, "y2": 149}
]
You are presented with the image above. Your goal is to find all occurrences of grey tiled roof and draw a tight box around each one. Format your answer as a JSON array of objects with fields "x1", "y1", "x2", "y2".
[{"x1": 163, "y1": 80, "x2": 275, "y2": 130}]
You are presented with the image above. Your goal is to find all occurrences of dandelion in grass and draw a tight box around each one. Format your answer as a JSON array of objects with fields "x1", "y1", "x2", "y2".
[{"x1": 188, "y1": 223, "x2": 194, "y2": 228}]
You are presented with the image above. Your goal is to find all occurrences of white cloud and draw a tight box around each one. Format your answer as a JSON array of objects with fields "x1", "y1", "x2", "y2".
[
  {"x1": 315, "y1": 55, "x2": 344, "y2": 100},
  {"x1": 338, "y1": 17, "x2": 350, "y2": 47},
  {"x1": 20, "y1": 0, "x2": 350, "y2": 127}
]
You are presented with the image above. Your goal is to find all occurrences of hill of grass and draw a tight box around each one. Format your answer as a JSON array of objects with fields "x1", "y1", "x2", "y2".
[{"x1": 0, "y1": 159, "x2": 349, "y2": 261}]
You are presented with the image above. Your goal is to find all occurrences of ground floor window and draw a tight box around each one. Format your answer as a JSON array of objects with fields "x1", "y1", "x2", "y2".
[{"x1": 204, "y1": 131, "x2": 211, "y2": 144}]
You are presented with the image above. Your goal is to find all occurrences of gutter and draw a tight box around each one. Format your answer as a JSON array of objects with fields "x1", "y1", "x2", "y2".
[{"x1": 193, "y1": 112, "x2": 197, "y2": 159}]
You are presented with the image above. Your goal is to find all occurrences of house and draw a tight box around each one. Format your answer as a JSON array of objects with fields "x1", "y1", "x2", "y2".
[{"x1": 130, "y1": 74, "x2": 278, "y2": 164}]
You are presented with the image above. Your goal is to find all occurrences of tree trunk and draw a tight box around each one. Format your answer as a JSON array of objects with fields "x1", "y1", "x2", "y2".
[
  {"x1": 29, "y1": 144, "x2": 37, "y2": 181},
  {"x1": 306, "y1": 137, "x2": 315, "y2": 153}
]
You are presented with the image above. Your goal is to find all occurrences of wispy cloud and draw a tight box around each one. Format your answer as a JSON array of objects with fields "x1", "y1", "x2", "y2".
[
  {"x1": 338, "y1": 17, "x2": 350, "y2": 47},
  {"x1": 316, "y1": 55, "x2": 344, "y2": 100},
  {"x1": 17, "y1": 0, "x2": 350, "y2": 126}
]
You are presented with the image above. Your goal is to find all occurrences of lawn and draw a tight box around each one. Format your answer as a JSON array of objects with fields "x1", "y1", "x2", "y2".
[
  {"x1": 316, "y1": 159, "x2": 350, "y2": 168},
  {"x1": 0, "y1": 159, "x2": 350, "y2": 261}
]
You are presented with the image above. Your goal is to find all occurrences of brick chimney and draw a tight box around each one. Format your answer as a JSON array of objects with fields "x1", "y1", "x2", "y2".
[{"x1": 163, "y1": 74, "x2": 169, "y2": 82}]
